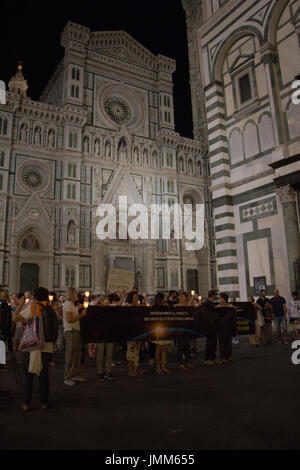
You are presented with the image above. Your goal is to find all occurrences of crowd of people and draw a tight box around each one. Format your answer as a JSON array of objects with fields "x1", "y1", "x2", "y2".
[{"x1": 0, "y1": 285, "x2": 299, "y2": 411}]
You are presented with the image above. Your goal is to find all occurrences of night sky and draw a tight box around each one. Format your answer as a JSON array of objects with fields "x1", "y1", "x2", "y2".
[{"x1": 2, "y1": 0, "x2": 194, "y2": 139}]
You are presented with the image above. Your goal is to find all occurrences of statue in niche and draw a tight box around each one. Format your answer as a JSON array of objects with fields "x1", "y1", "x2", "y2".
[
  {"x1": 48, "y1": 130, "x2": 55, "y2": 148},
  {"x1": 94, "y1": 139, "x2": 100, "y2": 156},
  {"x1": 83, "y1": 137, "x2": 89, "y2": 154},
  {"x1": 143, "y1": 149, "x2": 149, "y2": 165},
  {"x1": 67, "y1": 220, "x2": 76, "y2": 245},
  {"x1": 134, "y1": 147, "x2": 140, "y2": 164},
  {"x1": 20, "y1": 125, "x2": 27, "y2": 143},
  {"x1": 118, "y1": 138, "x2": 127, "y2": 162},
  {"x1": 105, "y1": 140, "x2": 111, "y2": 158},
  {"x1": 34, "y1": 127, "x2": 41, "y2": 145},
  {"x1": 179, "y1": 158, "x2": 184, "y2": 172},
  {"x1": 188, "y1": 159, "x2": 193, "y2": 174}
]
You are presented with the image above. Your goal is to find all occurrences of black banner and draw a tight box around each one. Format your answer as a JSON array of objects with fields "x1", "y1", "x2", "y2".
[{"x1": 80, "y1": 302, "x2": 255, "y2": 343}]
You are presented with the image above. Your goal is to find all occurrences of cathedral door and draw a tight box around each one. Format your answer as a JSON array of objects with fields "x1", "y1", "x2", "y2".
[
  {"x1": 186, "y1": 269, "x2": 198, "y2": 294},
  {"x1": 20, "y1": 263, "x2": 39, "y2": 293}
]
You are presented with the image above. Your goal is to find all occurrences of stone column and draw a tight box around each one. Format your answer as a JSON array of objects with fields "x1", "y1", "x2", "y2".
[{"x1": 277, "y1": 185, "x2": 300, "y2": 292}]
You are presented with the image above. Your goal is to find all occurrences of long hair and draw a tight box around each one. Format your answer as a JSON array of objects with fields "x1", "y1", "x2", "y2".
[{"x1": 66, "y1": 286, "x2": 78, "y2": 303}]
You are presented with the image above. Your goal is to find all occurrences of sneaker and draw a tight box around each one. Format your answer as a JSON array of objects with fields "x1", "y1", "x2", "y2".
[
  {"x1": 104, "y1": 373, "x2": 114, "y2": 380},
  {"x1": 97, "y1": 374, "x2": 105, "y2": 382},
  {"x1": 64, "y1": 379, "x2": 75, "y2": 386},
  {"x1": 72, "y1": 376, "x2": 87, "y2": 382},
  {"x1": 203, "y1": 360, "x2": 214, "y2": 366}
]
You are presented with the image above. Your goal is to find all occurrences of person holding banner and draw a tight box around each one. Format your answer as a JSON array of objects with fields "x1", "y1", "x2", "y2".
[
  {"x1": 217, "y1": 293, "x2": 236, "y2": 363},
  {"x1": 126, "y1": 291, "x2": 145, "y2": 377},
  {"x1": 152, "y1": 293, "x2": 171, "y2": 375},
  {"x1": 176, "y1": 291, "x2": 194, "y2": 370},
  {"x1": 96, "y1": 291, "x2": 125, "y2": 382}
]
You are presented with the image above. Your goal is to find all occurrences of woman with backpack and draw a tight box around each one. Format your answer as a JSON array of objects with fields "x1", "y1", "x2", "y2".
[{"x1": 12, "y1": 287, "x2": 56, "y2": 411}]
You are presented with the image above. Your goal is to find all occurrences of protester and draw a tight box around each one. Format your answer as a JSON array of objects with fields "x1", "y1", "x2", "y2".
[
  {"x1": 270, "y1": 289, "x2": 288, "y2": 344},
  {"x1": 203, "y1": 290, "x2": 221, "y2": 365},
  {"x1": 49, "y1": 291, "x2": 63, "y2": 366},
  {"x1": 176, "y1": 291, "x2": 194, "y2": 370},
  {"x1": 152, "y1": 293, "x2": 171, "y2": 375},
  {"x1": 126, "y1": 291, "x2": 144, "y2": 376},
  {"x1": 217, "y1": 293, "x2": 236, "y2": 363},
  {"x1": 0, "y1": 290, "x2": 12, "y2": 371},
  {"x1": 12, "y1": 287, "x2": 53, "y2": 411},
  {"x1": 63, "y1": 287, "x2": 87, "y2": 386},
  {"x1": 256, "y1": 289, "x2": 273, "y2": 344},
  {"x1": 11, "y1": 293, "x2": 25, "y2": 357},
  {"x1": 95, "y1": 292, "x2": 124, "y2": 382},
  {"x1": 248, "y1": 295, "x2": 263, "y2": 347},
  {"x1": 288, "y1": 291, "x2": 300, "y2": 340}
]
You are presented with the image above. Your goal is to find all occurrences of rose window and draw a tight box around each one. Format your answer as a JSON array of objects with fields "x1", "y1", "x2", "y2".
[
  {"x1": 104, "y1": 96, "x2": 131, "y2": 125},
  {"x1": 23, "y1": 168, "x2": 43, "y2": 189}
]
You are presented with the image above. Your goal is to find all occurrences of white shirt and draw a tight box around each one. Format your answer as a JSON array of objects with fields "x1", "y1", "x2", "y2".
[
  {"x1": 63, "y1": 300, "x2": 80, "y2": 332},
  {"x1": 288, "y1": 299, "x2": 300, "y2": 318}
]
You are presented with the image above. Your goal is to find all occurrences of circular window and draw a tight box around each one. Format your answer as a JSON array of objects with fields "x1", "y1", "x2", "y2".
[
  {"x1": 104, "y1": 96, "x2": 131, "y2": 125},
  {"x1": 18, "y1": 160, "x2": 51, "y2": 194},
  {"x1": 23, "y1": 168, "x2": 43, "y2": 189}
]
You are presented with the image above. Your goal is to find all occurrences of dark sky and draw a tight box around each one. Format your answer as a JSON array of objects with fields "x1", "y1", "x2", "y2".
[{"x1": 2, "y1": 0, "x2": 193, "y2": 139}]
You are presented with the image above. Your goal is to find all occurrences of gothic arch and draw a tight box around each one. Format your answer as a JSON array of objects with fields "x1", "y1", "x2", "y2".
[
  {"x1": 213, "y1": 28, "x2": 262, "y2": 82},
  {"x1": 265, "y1": 0, "x2": 291, "y2": 44}
]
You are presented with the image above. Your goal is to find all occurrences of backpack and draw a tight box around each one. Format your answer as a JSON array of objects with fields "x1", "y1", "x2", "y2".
[{"x1": 37, "y1": 302, "x2": 59, "y2": 343}]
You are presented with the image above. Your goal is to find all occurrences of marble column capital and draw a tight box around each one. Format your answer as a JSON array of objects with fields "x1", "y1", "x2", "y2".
[{"x1": 276, "y1": 184, "x2": 296, "y2": 204}]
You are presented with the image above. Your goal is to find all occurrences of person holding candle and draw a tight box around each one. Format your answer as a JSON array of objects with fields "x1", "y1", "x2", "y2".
[
  {"x1": 176, "y1": 291, "x2": 194, "y2": 370},
  {"x1": 63, "y1": 287, "x2": 87, "y2": 386}
]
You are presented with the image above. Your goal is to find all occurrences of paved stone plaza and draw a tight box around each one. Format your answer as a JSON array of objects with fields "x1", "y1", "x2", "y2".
[{"x1": 1, "y1": 337, "x2": 299, "y2": 450}]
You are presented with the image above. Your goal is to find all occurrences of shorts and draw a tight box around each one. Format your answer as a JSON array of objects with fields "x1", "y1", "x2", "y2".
[{"x1": 274, "y1": 317, "x2": 287, "y2": 333}]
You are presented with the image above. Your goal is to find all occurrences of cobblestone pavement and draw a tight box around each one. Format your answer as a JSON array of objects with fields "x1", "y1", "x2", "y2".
[{"x1": 1, "y1": 337, "x2": 299, "y2": 450}]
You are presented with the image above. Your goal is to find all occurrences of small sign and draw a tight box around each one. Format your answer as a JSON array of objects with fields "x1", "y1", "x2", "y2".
[
  {"x1": 253, "y1": 276, "x2": 266, "y2": 295},
  {"x1": 107, "y1": 268, "x2": 134, "y2": 292}
]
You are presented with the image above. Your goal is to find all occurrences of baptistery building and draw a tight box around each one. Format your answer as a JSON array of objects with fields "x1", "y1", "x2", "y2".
[
  {"x1": 183, "y1": 0, "x2": 300, "y2": 298},
  {"x1": 0, "y1": 22, "x2": 211, "y2": 295}
]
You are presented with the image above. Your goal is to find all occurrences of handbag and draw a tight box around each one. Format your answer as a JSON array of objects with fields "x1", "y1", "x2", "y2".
[{"x1": 19, "y1": 303, "x2": 45, "y2": 352}]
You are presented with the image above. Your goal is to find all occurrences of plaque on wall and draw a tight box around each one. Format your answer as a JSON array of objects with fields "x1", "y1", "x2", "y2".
[{"x1": 253, "y1": 276, "x2": 266, "y2": 295}]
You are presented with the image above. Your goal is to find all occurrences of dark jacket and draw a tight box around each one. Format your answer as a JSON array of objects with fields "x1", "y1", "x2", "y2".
[
  {"x1": 0, "y1": 300, "x2": 12, "y2": 342},
  {"x1": 217, "y1": 306, "x2": 236, "y2": 338}
]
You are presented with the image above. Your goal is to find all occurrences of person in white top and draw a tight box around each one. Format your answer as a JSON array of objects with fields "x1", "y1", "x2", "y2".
[
  {"x1": 288, "y1": 291, "x2": 300, "y2": 340},
  {"x1": 63, "y1": 287, "x2": 87, "y2": 386}
]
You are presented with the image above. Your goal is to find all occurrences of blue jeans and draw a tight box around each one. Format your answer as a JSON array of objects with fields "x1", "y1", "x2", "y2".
[{"x1": 274, "y1": 317, "x2": 287, "y2": 338}]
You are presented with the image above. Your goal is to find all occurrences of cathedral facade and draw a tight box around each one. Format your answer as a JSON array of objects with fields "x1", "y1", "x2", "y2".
[
  {"x1": 0, "y1": 22, "x2": 211, "y2": 295},
  {"x1": 183, "y1": 0, "x2": 300, "y2": 298}
]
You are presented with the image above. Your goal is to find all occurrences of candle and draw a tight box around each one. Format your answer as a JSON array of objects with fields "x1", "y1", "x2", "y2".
[
  {"x1": 25, "y1": 298, "x2": 29, "y2": 303},
  {"x1": 84, "y1": 300, "x2": 89, "y2": 309},
  {"x1": 84, "y1": 290, "x2": 90, "y2": 298},
  {"x1": 191, "y1": 290, "x2": 195, "y2": 296},
  {"x1": 49, "y1": 295, "x2": 54, "y2": 302},
  {"x1": 198, "y1": 296, "x2": 202, "y2": 301}
]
